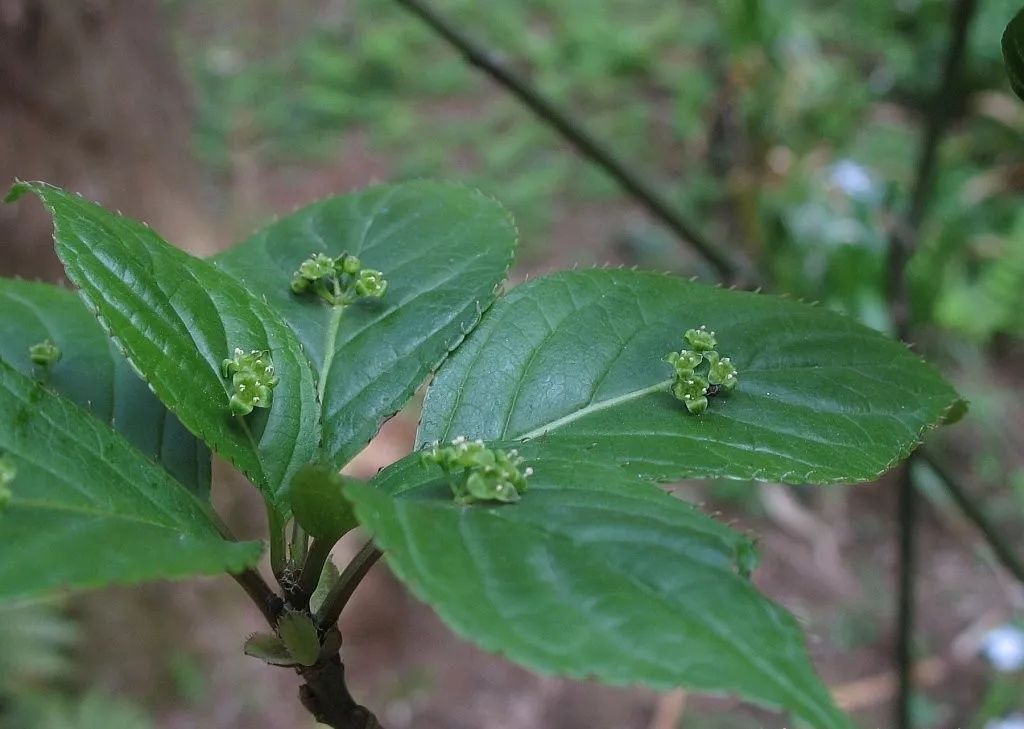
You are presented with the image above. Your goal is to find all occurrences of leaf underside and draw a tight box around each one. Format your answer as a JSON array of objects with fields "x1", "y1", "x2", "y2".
[
  {"x1": 0, "y1": 360, "x2": 260, "y2": 602},
  {"x1": 0, "y1": 278, "x2": 210, "y2": 497},
  {"x1": 214, "y1": 181, "x2": 516, "y2": 470}
]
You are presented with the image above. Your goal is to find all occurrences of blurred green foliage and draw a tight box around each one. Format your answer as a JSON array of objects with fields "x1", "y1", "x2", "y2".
[
  {"x1": 172, "y1": 0, "x2": 1024, "y2": 343},
  {"x1": 0, "y1": 602, "x2": 154, "y2": 729}
]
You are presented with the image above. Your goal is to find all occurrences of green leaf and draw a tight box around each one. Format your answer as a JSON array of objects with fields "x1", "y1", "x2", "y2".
[
  {"x1": 289, "y1": 464, "x2": 358, "y2": 541},
  {"x1": 6, "y1": 182, "x2": 320, "y2": 507},
  {"x1": 0, "y1": 277, "x2": 210, "y2": 497},
  {"x1": 277, "y1": 610, "x2": 320, "y2": 667},
  {"x1": 214, "y1": 182, "x2": 516, "y2": 469},
  {"x1": 244, "y1": 633, "x2": 296, "y2": 667},
  {"x1": 1003, "y1": 6, "x2": 1024, "y2": 102},
  {"x1": 351, "y1": 455, "x2": 851, "y2": 729},
  {"x1": 0, "y1": 359, "x2": 261, "y2": 602},
  {"x1": 420, "y1": 270, "x2": 963, "y2": 485}
]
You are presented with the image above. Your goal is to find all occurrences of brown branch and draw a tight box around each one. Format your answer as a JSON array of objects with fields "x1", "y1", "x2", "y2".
[
  {"x1": 393, "y1": 0, "x2": 752, "y2": 284},
  {"x1": 920, "y1": 450, "x2": 1024, "y2": 585},
  {"x1": 230, "y1": 568, "x2": 284, "y2": 627},
  {"x1": 298, "y1": 655, "x2": 384, "y2": 729}
]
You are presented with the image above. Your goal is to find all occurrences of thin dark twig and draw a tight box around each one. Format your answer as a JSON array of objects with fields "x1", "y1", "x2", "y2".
[
  {"x1": 298, "y1": 656, "x2": 384, "y2": 728},
  {"x1": 316, "y1": 542, "x2": 383, "y2": 629},
  {"x1": 393, "y1": 0, "x2": 751, "y2": 284},
  {"x1": 208, "y1": 510, "x2": 284, "y2": 627},
  {"x1": 920, "y1": 450, "x2": 1024, "y2": 585},
  {"x1": 231, "y1": 568, "x2": 284, "y2": 627},
  {"x1": 893, "y1": 463, "x2": 917, "y2": 729},
  {"x1": 908, "y1": 0, "x2": 979, "y2": 232},
  {"x1": 888, "y1": 2, "x2": 978, "y2": 728}
]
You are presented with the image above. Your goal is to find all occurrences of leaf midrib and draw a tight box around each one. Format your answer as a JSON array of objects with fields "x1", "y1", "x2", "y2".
[{"x1": 518, "y1": 379, "x2": 672, "y2": 440}]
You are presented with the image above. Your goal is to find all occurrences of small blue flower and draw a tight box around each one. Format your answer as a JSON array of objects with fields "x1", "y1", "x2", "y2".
[{"x1": 982, "y1": 624, "x2": 1024, "y2": 672}]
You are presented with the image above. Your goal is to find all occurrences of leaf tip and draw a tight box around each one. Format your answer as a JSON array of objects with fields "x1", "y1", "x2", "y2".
[{"x1": 4, "y1": 180, "x2": 31, "y2": 204}]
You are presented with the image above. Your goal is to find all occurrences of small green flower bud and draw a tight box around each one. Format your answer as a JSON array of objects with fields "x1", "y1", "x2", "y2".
[
  {"x1": 671, "y1": 373, "x2": 709, "y2": 415},
  {"x1": 223, "y1": 348, "x2": 279, "y2": 416},
  {"x1": 684, "y1": 326, "x2": 717, "y2": 352},
  {"x1": 229, "y1": 393, "x2": 254, "y2": 417},
  {"x1": 707, "y1": 353, "x2": 738, "y2": 391},
  {"x1": 683, "y1": 394, "x2": 708, "y2": 415},
  {"x1": 222, "y1": 347, "x2": 245, "y2": 378},
  {"x1": 29, "y1": 340, "x2": 61, "y2": 367},
  {"x1": 354, "y1": 269, "x2": 387, "y2": 298},
  {"x1": 290, "y1": 275, "x2": 311, "y2": 294},
  {"x1": 298, "y1": 252, "x2": 336, "y2": 281},
  {"x1": 665, "y1": 349, "x2": 702, "y2": 375},
  {"x1": 421, "y1": 437, "x2": 531, "y2": 505},
  {"x1": 339, "y1": 254, "x2": 362, "y2": 275}
]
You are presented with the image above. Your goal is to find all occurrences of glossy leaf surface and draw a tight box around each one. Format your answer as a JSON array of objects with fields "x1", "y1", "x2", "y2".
[
  {"x1": 0, "y1": 278, "x2": 210, "y2": 496},
  {"x1": 214, "y1": 182, "x2": 515, "y2": 469},
  {"x1": 7, "y1": 182, "x2": 319, "y2": 507},
  {"x1": 0, "y1": 360, "x2": 260, "y2": 601},
  {"x1": 420, "y1": 270, "x2": 962, "y2": 485}
]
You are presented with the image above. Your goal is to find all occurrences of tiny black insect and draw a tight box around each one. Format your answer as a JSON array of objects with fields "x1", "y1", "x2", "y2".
[{"x1": 705, "y1": 383, "x2": 722, "y2": 398}]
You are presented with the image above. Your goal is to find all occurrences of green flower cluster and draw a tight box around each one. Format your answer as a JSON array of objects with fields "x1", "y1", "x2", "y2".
[
  {"x1": 0, "y1": 454, "x2": 15, "y2": 509},
  {"x1": 29, "y1": 340, "x2": 61, "y2": 367},
  {"x1": 665, "y1": 326, "x2": 738, "y2": 415},
  {"x1": 290, "y1": 251, "x2": 387, "y2": 305},
  {"x1": 221, "y1": 348, "x2": 280, "y2": 416},
  {"x1": 420, "y1": 436, "x2": 532, "y2": 505}
]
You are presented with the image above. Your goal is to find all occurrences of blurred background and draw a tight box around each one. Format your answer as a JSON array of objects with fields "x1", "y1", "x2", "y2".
[{"x1": 2, "y1": 0, "x2": 1024, "y2": 727}]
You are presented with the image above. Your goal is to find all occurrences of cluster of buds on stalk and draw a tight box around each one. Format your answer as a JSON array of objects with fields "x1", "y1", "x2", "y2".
[
  {"x1": 222, "y1": 348, "x2": 280, "y2": 416},
  {"x1": 665, "y1": 326, "x2": 738, "y2": 415},
  {"x1": 420, "y1": 436, "x2": 533, "y2": 505},
  {"x1": 290, "y1": 251, "x2": 387, "y2": 306}
]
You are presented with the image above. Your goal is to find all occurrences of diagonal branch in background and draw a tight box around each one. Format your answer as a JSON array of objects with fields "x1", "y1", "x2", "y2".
[
  {"x1": 920, "y1": 450, "x2": 1024, "y2": 586},
  {"x1": 887, "y1": 2, "x2": 979, "y2": 728},
  {"x1": 393, "y1": 0, "x2": 752, "y2": 284}
]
